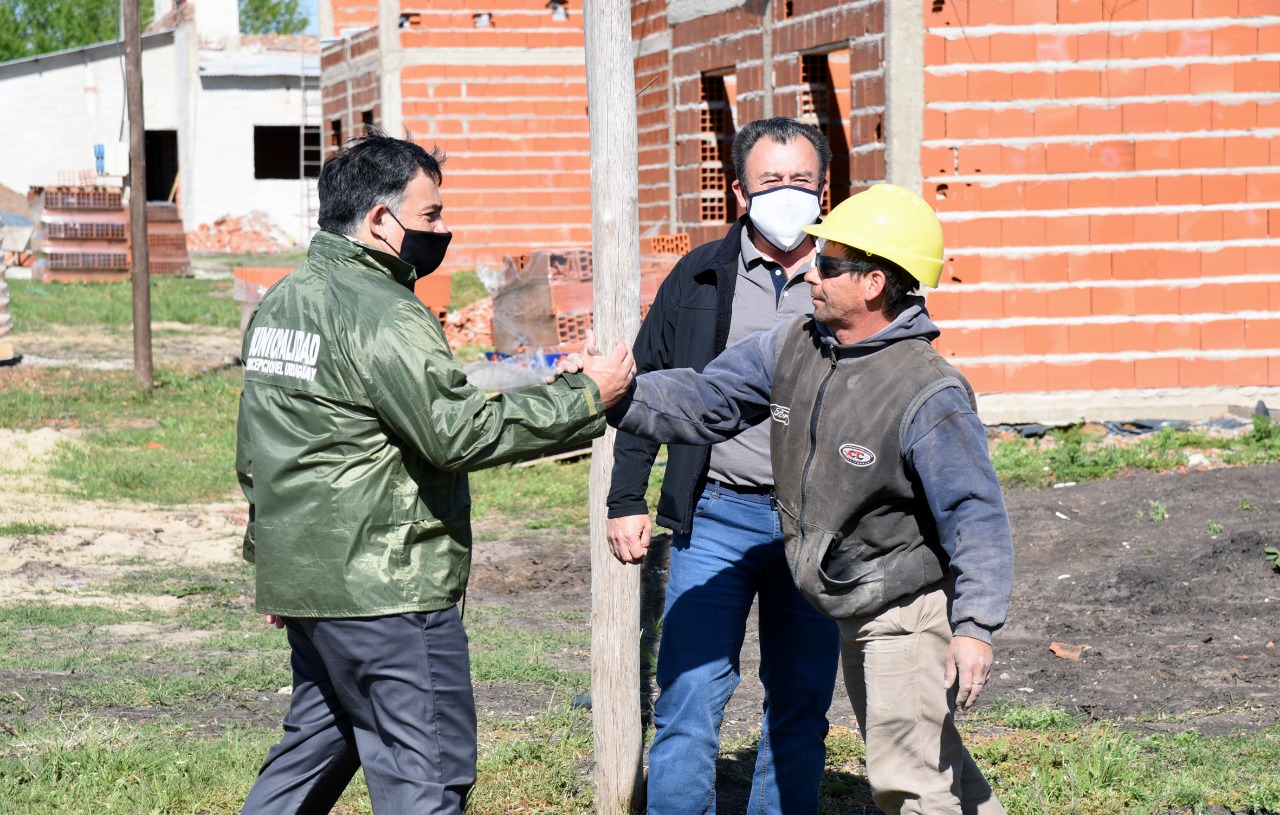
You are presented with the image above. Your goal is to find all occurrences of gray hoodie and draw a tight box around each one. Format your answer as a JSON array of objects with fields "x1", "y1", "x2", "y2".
[{"x1": 608, "y1": 299, "x2": 1013, "y2": 642}]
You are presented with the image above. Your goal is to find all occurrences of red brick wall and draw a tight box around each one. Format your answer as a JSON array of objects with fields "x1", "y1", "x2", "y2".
[
  {"x1": 398, "y1": 2, "x2": 590, "y2": 270},
  {"x1": 924, "y1": 0, "x2": 1280, "y2": 393},
  {"x1": 319, "y1": 2, "x2": 590, "y2": 271},
  {"x1": 321, "y1": 28, "x2": 381, "y2": 155},
  {"x1": 662, "y1": 1, "x2": 886, "y2": 248},
  {"x1": 331, "y1": 0, "x2": 377, "y2": 34},
  {"x1": 634, "y1": 0, "x2": 673, "y2": 232}
]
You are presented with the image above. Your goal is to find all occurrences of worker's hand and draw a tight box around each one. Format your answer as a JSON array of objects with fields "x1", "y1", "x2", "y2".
[
  {"x1": 263, "y1": 614, "x2": 285, "y2": 630},
  {"x1": 578, "y1": 329, "x2": 636, "y2": 409},
  {"x1": 943, "y1": 635, "x2": 993, "y2": 711},
  {"x1": 607, "y1": 514, "x2": 652, "y2": 564},
  {"x1": 546, "y1": 351, "x2": 586, "y2": 382}
]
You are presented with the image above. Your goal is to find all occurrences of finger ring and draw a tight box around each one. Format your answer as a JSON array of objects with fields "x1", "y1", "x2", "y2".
[{"x1": 971, "y1": 681, "x2": 984, "y2": 686}]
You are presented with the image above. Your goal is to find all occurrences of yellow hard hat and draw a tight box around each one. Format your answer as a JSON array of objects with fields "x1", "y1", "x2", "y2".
[{"x1": 803, "y1": 183, "x2": 945, "y2": 288}]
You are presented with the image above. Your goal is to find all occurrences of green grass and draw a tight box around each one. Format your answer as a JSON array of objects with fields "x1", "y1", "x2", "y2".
[
  {"x1": 0, "y1": 366, "x2": 242, "y2": 504},
  {"x1": 8, "y1": 277, "x2": 240, "y2": 331},
  {"x1": 466, "y1": 605, "x2": 590, "y2": 689},
  {"x1": 0, "y1": 520, "x2": 63, "y2": 536},
  {"x1": 470, "y1": 452, "x2": 666, "y2": 539},
  {"x1": 991, "y1": 418, "x2": 1280, "y2": 490}
]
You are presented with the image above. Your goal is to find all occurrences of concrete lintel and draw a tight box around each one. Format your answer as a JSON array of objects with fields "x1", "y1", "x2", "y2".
[
  {"x1": 635, "y1": 30, "x2": 672, "y2": 60},
  {"x1": 975, "y1": 387, "x2": 1280, "y2": 427},
  {"x1": 399, "y1": 47, "x2": 587, "y2": 68},
  {"x1": 668, "y1": 0, "x2": 747, "y2": 26}
]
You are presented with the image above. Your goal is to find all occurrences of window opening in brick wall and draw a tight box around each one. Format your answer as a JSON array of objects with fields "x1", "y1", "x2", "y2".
[
  {"x1": 254, "y1": 125, "x2": 322, "y2": 180},
  {"x1": 699, "y1": 73, "x2": 738, "y2": 224},
  {"x1": 784, "y1": 1, "x2": 794, "y2": 18},
  {"x1": 547, "y1": 0, "x2": 568, "y2": 21},
  {"x1": 800, "y1": 53, "x2": 851, "y2": 214},
  {"x1": 331, "y1": 119, "x2": 343, "y2": 150},
  {"x1": 361, "y1": 109, "x2": 375, "y2": 134}
]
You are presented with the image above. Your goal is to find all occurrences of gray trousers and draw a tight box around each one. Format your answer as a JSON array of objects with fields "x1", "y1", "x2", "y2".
[{"x1": 241, "y1": 607, "x2": 477, "y2": 815}]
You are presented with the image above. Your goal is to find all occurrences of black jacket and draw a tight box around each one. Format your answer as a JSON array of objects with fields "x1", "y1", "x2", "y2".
[{"x1": 606, "y1": 217, "x2": 746, "y2": 533}]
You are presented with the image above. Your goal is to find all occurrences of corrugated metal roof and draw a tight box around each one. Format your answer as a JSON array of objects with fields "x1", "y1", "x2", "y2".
[{"x1": 199, "y1": 51, "x2": 319, "y2": 78}]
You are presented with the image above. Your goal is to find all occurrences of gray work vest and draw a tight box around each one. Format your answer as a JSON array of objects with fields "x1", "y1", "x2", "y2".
[{"x1": 769, "y1": 317, "x2": 976, "y2": 620}]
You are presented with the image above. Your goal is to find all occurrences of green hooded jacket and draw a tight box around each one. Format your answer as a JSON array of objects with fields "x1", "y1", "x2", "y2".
[{"x1": 236, "y1": 230, "x2": 606, "y2": 617}]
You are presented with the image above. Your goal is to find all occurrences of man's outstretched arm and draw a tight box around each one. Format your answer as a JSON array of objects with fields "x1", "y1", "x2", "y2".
[{"x1": 605, "y1": 322, "x2": 783, "y2": 445}]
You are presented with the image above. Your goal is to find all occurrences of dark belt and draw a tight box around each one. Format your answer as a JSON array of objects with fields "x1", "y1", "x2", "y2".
[{"x1": 709, "y1": 479, "x2": 776, "y2": 505}]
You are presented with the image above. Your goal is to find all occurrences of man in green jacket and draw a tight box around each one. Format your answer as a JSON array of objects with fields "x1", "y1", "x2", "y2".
[{"x1": 236, "y1": 133, "x2": 635, "y2": 815}]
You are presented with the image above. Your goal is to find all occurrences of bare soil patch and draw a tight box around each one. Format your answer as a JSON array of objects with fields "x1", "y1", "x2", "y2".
[
  {"x1": 1, "y1": 322, "x2": 1277, "y2": 809},
  {"x1": 8, "y1": 322, "x2": 239, "y2": 369}
]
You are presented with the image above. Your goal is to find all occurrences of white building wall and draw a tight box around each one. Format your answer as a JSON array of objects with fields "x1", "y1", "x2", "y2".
[
  {"x1": 0, "y1": 26, "x2": 318, "y2": 248},
  {"x1": 189, "y1": 73, "x2": 318, "y2": 245},
  {"x1": 0, "y1": 32, "x2": 178, "y2": 191}
]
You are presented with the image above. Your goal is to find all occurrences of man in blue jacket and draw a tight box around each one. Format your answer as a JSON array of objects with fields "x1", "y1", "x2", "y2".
[
  {"x1": 607, "y1": 118, "x2": 840, "y2": 814},
  {"x1": 606, "y1": 184, "x2": 1014, "y2": 815}
]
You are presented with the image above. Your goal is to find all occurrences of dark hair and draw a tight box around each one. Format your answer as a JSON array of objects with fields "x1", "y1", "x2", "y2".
[
  {"x1": 832, "y1": 246, "x2": 919, "y2": 318},
  {"x1": 731, "y1": 117, "x2": 832, "y2": 193},
  {"x1": 317, "y1": 130, "x2": 447, "y2": 236}
]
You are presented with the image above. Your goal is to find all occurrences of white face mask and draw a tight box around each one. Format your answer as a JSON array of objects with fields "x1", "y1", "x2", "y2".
[{"x1": 747, "y1": 185, "x2": 822, "y2": 253}]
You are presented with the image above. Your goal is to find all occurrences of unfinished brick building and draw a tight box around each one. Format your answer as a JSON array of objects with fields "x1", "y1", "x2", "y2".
[
  {"x1": 320, "y1": 0, "x2": 1280, "y2": 406},
  {"x1": 320, "y1": 0, "x2": 590, "y2": 270}
]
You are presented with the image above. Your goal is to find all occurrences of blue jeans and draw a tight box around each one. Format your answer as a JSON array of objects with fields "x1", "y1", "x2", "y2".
[{"x1": 647, "y1": 485, "x2": 840, "y2": 815}]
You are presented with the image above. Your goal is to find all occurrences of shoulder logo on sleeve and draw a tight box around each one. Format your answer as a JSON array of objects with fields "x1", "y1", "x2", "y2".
[
  {"x1": 769, "y1": 404, "x2": 790, "y2": 425},
  {"x1": 839, "y1": 443, "x2": 876, "y2": 467}
]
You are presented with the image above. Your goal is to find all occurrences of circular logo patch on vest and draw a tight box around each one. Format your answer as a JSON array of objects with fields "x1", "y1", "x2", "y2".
[{"x1": 839, "y1": 443, "x2": 876, "y2": 467}]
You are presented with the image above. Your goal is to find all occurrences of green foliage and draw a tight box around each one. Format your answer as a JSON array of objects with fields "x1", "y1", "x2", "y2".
[
  {"x1": 1207, "y1": 520, "x2": 1225, "y2": 535},
  {"x1": 0, "y1": 0, "x2": 153, "y2": 62},
  {"x1": 450, "y1": 269, "x2": 490, "y2": 311},
  {"x1": 1238, "y1": 497, "x2": 1257, "y2": 513},
  {"x1": 1144, "y1": 500, "x2": 1168, "y2": 523},
  {"x1": 979, "y1": 699, "x2": 1081, "y2": 731},
  {"x1": 1266, "y1": 547, "x2": 1280, "y2": 573},
  {"x1": 466, "y1": 605, "x2": 589, "y2": 690},
  {"x1": 470, "y1": 706, "x2": 595, "y2": 814},
  {"x1": 238, "y1": 0, "x2": 308, "y2": 35}
]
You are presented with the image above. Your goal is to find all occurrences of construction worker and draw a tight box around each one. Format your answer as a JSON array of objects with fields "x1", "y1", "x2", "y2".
[{"x1": 602, "y1": 184, "x2": 1014, "y2": 815}]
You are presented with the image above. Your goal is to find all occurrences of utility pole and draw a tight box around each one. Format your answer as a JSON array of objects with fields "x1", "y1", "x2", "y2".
[
  {"x1": 123, "y1": 0, "x2": 153, "y2": 387},
  {"x1": 583, "y1": 1, "x2": 643, "y2": 812}
]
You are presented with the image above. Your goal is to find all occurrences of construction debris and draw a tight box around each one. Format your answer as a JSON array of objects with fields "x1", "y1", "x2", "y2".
[
  {"x1": 187, "y1": 212, "x2": 294, "y2": 255},
  {"x1": 442, "y1": 297, "x2": 493, "y2": 351},
  {"x1": 486, "y1": 234, "x2": 688, "y2": 357}
]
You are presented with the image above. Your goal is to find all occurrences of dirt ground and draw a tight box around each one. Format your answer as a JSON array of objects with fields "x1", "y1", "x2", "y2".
[
  {"x1": 469, "y1": 463, "x2": 1280, "y2": 736},
  {"x1": 2, "y1": 325, "x2": 1279, "y2": 811}
]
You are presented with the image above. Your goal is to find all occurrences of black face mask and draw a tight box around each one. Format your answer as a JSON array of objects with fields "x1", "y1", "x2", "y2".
[{"x1": 383, "y1": 210, "x2": 452, "y2": 277}]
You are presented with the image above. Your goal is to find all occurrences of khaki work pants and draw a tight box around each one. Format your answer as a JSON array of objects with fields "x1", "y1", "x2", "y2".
[{"x1": 839, "y1": 585, "x2": 1005, "y2": 815}]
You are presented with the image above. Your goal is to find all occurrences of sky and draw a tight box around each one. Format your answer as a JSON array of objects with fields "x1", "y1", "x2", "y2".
[{"x1": 300, "y1": 0, "x2": 318, "y2": 35}]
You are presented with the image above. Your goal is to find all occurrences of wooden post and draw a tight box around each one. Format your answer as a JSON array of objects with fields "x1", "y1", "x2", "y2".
[
  {"x1": 583, "y1": 1, "x2": 643, "y2": 813},
  {"x1": 123, "y1": 0, "x2": 153, "y2": 387}
]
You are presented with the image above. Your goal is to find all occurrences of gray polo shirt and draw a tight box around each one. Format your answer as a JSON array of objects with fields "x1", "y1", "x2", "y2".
[{"x1": 706, "y1": 227, "x2": 813, "y2": 487}]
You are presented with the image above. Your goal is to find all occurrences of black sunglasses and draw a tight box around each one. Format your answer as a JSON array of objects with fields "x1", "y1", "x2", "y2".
[{"x1": 814, "y1": 255, "x2": 862, "y2": 279}]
